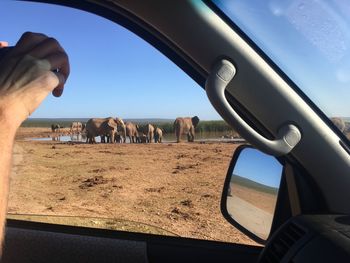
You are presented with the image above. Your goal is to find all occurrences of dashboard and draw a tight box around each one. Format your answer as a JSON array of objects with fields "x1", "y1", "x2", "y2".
[{"x1": 259, "y1": 215, "x2": 350, "y2": 262}]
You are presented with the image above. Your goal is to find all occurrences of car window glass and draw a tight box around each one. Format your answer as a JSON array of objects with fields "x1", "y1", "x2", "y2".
[
  {"x1": 2, "y1": 1, "x2": 256, "y2": 245},
  {"x1": 211, "y1": 0, "x2": 350, "y2": 139}
]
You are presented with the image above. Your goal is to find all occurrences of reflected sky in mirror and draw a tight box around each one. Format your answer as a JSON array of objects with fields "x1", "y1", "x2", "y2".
[{"x1": 233, "y1": 148, "x2": 283, "y2": 188}]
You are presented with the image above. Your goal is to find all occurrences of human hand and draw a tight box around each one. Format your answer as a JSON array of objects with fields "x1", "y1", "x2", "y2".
[
  {"x1": 0, "y1": 32, "x2": 70, "y2": 130},
  {"x1": 0, "y1": 42, "x2": 8, "y2": 48}
]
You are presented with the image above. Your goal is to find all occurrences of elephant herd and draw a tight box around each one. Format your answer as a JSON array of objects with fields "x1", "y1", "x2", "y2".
[{"x1": 52, "y1": 116, "x2": 200, "y2": 144}]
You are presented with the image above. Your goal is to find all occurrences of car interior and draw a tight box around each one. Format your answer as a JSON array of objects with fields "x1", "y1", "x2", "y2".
[{"x1": 2, "y1": 0, "x2": 350, "y2": 262}]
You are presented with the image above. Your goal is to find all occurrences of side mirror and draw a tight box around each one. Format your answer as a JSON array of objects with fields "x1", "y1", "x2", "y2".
[{"x1": 222, "y1": 146, "x2": 283, "y2": 243}]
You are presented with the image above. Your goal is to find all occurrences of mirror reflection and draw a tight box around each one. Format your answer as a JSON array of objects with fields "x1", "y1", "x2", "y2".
[{"x1": 226, "y1": 147, "x2": 282, "y2": 240}]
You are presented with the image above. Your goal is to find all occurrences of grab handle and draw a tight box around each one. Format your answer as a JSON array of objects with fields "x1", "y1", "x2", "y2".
[{"x1": 205, "y1": 59, "x2": 301, "y2": 156}]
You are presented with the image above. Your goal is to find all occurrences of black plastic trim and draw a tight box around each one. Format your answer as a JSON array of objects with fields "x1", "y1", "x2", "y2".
[{"x1": 5, "y1": 218, "x2": 262, "y2": 251}]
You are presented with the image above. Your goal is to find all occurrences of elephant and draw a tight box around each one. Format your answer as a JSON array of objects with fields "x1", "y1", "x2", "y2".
[
  {"x1": 139, "y1": 134, "x2": 148, "y2": 143},
  {"x1": 174, "y1": 116, "x2": 200, "y2": 142},
  {"x1": 51, "y1": 124, "x2": 61, "y2": 133},
  {"x1": 115, "y1": 117, "x2": 127, "y2": 143},
  {"x1": 70, "y1": 121, "x2": 85, "y2": 134},
  {"x1": 125, "y1": 122, "x2": 140, "y2": 143},
  {"x1": 154, "y1": 127, "x2": 163, "y2": 143},
  {"x1": 85, "y1": 117, "x2": 123, "y2": 144},
  {"x1": 330, "y1": 117, "x2": 345, "y2": 132},
  {"x1": 100, "y1": 117, "x2": 126, "y2": 143},
  {"x1": 114, "y1": 134, "x2": 123, "y2": 143},
  {"x1": 138, "y1": 124, "x2": 155, "y2": 143}
]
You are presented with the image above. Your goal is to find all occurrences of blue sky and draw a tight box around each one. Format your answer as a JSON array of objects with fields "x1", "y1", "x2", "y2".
[
  {"x1": 214, "y1": 0, "x2": 350, "y2": 117},
  {"x1": 0, "y1": 1, "x2": 222, "y2": 120}
]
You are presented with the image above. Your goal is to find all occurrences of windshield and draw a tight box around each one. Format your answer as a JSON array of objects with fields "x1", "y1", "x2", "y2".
[{"x1": 211, "y1": 0, "x2": 350, "y2": 138}]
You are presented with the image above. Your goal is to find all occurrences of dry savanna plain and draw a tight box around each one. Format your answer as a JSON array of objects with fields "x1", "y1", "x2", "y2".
[{"x1": 8, "y1": 127, "x2": 258, "y2": 245}]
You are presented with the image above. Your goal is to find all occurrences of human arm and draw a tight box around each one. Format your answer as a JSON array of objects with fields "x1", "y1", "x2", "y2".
[{"x1": 0, "y1": 32, "x2": 70, "y2": 252}]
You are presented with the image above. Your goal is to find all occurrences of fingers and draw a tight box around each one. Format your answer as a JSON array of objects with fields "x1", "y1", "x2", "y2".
[
  {"x1": 45, "y1": 51, "x2": 70, "y2": 96},
  {"x1": 11, "y1": 32, "x2": 47, "y2": 56},
  {"x1": 1, "y1": 32, "x2": 70, "y2": 97},
  {"x1": 52, "y1": 71, "x2": 66, "y2": 97},
  {"x1": 0, "y1": 42, "x2": 8, "y2": 48},
  {"x1": 16, "y1": 32, "x2": 70, "y2": 96},
  {"x1": 29, "y1": 37, "x2": 65, "y2": 59}
]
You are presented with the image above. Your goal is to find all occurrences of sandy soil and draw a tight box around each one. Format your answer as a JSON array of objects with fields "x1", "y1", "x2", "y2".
[
  {"x1": 230, "y1": 184, "x2": 277, "y2": 214},
  {"x1": 8, "y1": 128, "x2": 258, "y2": 245}
]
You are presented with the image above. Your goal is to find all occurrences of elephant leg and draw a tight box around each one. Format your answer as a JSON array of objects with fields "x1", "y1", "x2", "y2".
[
  {"x1": 109, "y1": 132, "x2": 114, "y2": 144},
  {"x1": 176, "y1": 127, "x2": 182, "y2": 143},
  {"x1": 176, "y1": 133, "x2": 180, "y2": 143},
  {"x1": 191, "y1": 127, "x2": 195, "y2": 142}
]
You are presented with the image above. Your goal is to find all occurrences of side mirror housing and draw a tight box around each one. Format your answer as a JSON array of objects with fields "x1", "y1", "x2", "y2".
[{"x1": 221, "y1": 146, "x2": 283, "y2": 243}]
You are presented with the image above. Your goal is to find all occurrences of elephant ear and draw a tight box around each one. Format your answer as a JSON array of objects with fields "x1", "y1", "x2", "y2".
[
  {"x1": 192, "y1": 116, "x2": 200, "y2": 127},
  {"x1": 107, "y1": 118, "x2": 118, "y2": 130}
]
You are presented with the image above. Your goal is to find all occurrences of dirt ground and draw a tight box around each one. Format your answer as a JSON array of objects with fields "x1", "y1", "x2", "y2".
[
  {"x1": 230, "y1": 184, "x2": 277, "y2": 214},
  {"x1": 8, "y1": 127, "x2": 258, "y2": 245}
]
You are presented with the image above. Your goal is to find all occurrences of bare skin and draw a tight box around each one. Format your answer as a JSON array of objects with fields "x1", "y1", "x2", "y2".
[{"x1": 0, "y1": 32, "x2": 69, "y2": 254}]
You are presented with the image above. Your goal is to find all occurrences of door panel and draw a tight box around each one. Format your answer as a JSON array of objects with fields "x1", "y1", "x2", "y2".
[{"x1": 1, "y1": 220, "x2": 261, "y2": 263}]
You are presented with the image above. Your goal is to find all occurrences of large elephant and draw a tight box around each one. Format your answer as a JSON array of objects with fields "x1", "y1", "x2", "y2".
[
  {"x1": 125, "y1": 122, "x2": 140, "y2": 143},
  {"x1": 154, "y1": 127, "x2": 163, "y2": 143},
  {"x1": 138, "y1": 124, "x2": 155, "y2": 143},
  {"x1": 85, "y1": 117, "x2": 122, "y2": 144},
  {"x1": 174, "y1": 116, "x2": 200, "y2": 142},
  {"x1": 330, "y1": 117, "x2": 345, "y2": 132}
]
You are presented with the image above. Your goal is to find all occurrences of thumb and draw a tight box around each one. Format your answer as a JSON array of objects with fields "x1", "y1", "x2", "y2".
[{"x1": 0, "y1": 42, "x2": 9, "y2": 48}]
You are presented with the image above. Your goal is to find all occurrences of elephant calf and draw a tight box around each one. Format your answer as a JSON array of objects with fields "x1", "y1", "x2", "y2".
[
  {"x1": 174, "y1": 116, "x2": 200, "y2": 143},
  {"x1": 140, "y1": 134, "x2": 148, "y2": 143},
  {"x1": 154, "y1": 127, "x2": 163, "y2": 143}
]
